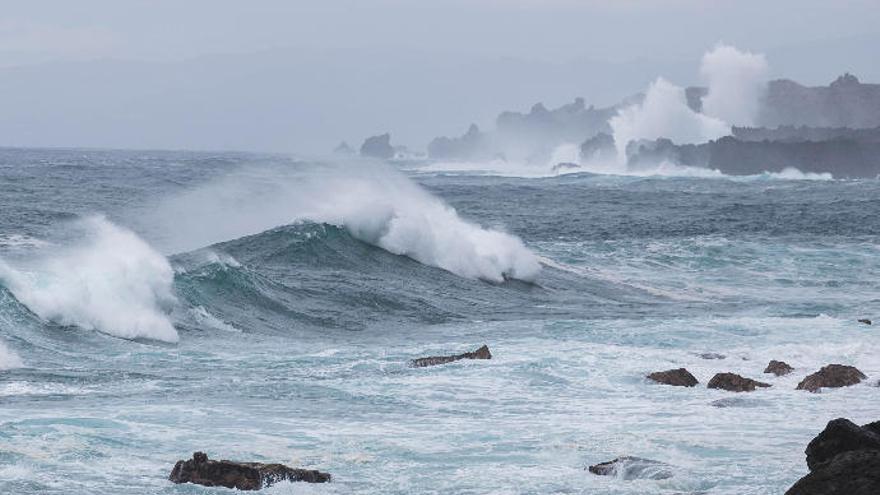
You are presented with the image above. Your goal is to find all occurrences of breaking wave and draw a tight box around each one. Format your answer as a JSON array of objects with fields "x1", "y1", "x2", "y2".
[{"x1": 0, "y1": 216, "x2": 178, "y2": 342}]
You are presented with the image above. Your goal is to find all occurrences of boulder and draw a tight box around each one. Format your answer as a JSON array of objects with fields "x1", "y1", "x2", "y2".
[
  {"x1": 587, "y1": 456, "x2": 673, "y2": 480},
  {"x1": 359, "y1": 133, "x2": 395, "y2": 159},
  {"x1": 804, "y1": 419, "x2": 880, "y2": 470},
  {"x1": 646, "y1": 368, "x2": 698, "y2": 387},
  {"x1": 707, "y1": 372, "x2": 771, "y2": 392},
  {"x1": 169, "y1": 452, "x2": 330, "y2": 490},
  {"x1": 858, "y1": 318, "x2": 872, "y2": 325},
  {"x1": 410, "y1": 345, "x2": 492, "y2": 368},
  {"x1": 764, "y1": 360, "x2": 794, "y2": 376},
  {"x1": 796, "y1": 364, "x2": 866, "y2": 392},
  {"x1": 785, "y1": 449, "x2": 880, "y2": 495}
]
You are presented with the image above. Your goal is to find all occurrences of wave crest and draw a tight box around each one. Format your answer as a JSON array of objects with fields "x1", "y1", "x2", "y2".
[{"x1": 0, "y1": 216, "x2": 178, "y2": 342}]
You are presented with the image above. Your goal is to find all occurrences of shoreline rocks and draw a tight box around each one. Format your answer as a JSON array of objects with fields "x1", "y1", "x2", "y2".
[
  {"x1": 796, "y1": 364, "x2": 866, "y2": 392},
  {"x1": 764, "y1": 360, "x2": 794, "y2": 376},
  {"x1": 169, "y1": 452, "x2": 330, "y2": 490},
  {"x1": 708, "y1": 372, "x2": 771, "y2": 392},
  {"x1": 410, "y1": 345, "x2": 492, "y2": 368},
  {"x1": 587, "y1": 456, "x2": 673, "y2": 480},
  {"x1": 786, "y1": 418, "x2": 880, "y2": 494},
  {"x1": 647, "y1": 368, "x2": 698, "y2": 387}
]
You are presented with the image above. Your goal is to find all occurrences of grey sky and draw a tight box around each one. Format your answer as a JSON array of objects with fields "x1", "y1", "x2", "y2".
[{"x1": 0, "y1": 0, "x2": 878, "y2": 153}]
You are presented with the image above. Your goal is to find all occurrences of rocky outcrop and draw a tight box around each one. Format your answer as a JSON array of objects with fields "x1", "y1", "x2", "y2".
[
  {"x1": 587, "y1": 456, "x2": 673, "y2": 480},
  {"x1": 732, "y1": 125, "x2": 880, "y2": 143},
  {"x1": 626, "y1": 135, "x2": 880, "y2": 179},
  {"x1": 804, "y1": 418, "x2": 880, "y2": 470},
  {"x1": 759, "y1": 74, "x2": 880, "y2": 129},
  {"x1": 796, "y1": 364, "x2": 866, "y2": 392},
  {"x1": 410, "y1": 345, "x2": 492, "y2": 368},
  {"x1": 333, "y1": 141, "x2": 355, "y2": 155},
  {"x1": 427, "y1": 124, "x2": 494, "y2": 161},
  {"x1": 707, "y1": 372, "x2": 771, "y2": 392},
  {"x1": 169, "y1": 452, "x2": 330, "y2": 490},
  {"x1": 785, "y1": 418, "x2": 880, "y2": 495},
  {"x1": 359, "y1": 133, "x2": 395, "y2": 159},
  {"x1": 647, "y1": 368, "x2": 698, "y2": 387},
  {"x1": 764, "y1": 360, "x2": 794, "y2": 376},
  {"x1": 579, "y1": 132, "x2": 616, "y2": 162}
]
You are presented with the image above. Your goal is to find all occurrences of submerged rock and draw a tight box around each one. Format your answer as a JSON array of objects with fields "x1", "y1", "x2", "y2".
[
  {"x1": 647, "y1": 368, "x2": 698, "y2": 387},
  {"x1": 796, "y1": 364, "x2": 866, "y2": 392},
  {"x1": 710, "y1": 397, "x2": 768, "y2": 408},
  {"x1": 169, "y1": 452, "x2": 330, "y2": 490},
  {"x1": 698, "y1": 352, "x2": 726, "y2": 360},
  {"x1": 785, "y1": 418, "x2": 880, "y2": 494},
  {"x1": 587, "y1": 456, "x2": 673, "y2": 480},
  {"x1": 804, "y1": 418, "x2": 880, "y2": 470},
  {"x1": 764, "y1": 360, "x2": 794, "y2": 376},
  {"x1": 708, "y1": 372, "x2": 771, "y2": 392},
  {"x1": 858, "y1": 318, "x2": 872, "y2": 325},
  {"x1": 410, "y1": 345, "x2": 492, "y2": 368}
]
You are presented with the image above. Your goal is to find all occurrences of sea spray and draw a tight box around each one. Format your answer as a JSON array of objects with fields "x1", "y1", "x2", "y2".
[
  {"x1": 0, "y1": 340, "x2": 22, "y2": 369},
  {"x1": 699, "y1": 44, "x2": 769, "y2": 126},
  {"x1": 148, "y1": 163, "x2": 541, "y2": 282},
  {"x1": 0, "y1": 216, "x2": 178, "y2": 342}
]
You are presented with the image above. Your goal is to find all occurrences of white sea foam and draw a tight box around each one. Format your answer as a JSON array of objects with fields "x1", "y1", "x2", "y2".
[
  {"x1": 0, "y1": 216, "x2": 178, "y2": 342},
  {"x1": 149, "y1": 163, "x2": 541, "y2": 283}
]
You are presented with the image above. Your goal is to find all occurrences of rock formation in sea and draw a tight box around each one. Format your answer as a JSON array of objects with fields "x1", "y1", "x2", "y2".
[
  {"x1": 764, "y1": 360, "x2": 794, "y2": 376},
  {"x1": 587, "y1": 456, "x2": 673, "y2": 480},
  {"x1": 169, "y1": 452, "x2": 331, "y2": 490},
  {"x1": 646, "y1": 368, "x2": 698, "y2": 387},
  {"x1": 707, "y1": 372, "x2": 771, "y2": 392},
  {"x1": 785, "y1": 418, "x2": 880, "y2": 494},
  {"x1": 359, "y1": 133, "x2": 395, "y2": 159},
  {"x1": 410, "y1": 345, "x2": 492, "y2": 368},
  {"x1": 796, "y1": 364, "x2": 866, "y2": 392}
]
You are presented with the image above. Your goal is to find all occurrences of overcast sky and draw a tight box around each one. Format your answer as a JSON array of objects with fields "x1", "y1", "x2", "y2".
[{"x1": 1, "y1": 0, "x2": 878, "y2": 153}]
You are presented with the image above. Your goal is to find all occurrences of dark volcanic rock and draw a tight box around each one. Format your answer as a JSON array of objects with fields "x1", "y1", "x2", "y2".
[
  {"x1": 647, "y1": 368, "x2": 698, "y2": 387},
  {"x1": 587, "y1": 456, "x2": 673, "y2": 480},
  {"x1": 707, "y1": 373, "x2": 771, "y2": 392},
  {"x1": 804, "y1": 418, "x2": 880, "y2": 471},
  {"x1": 786, "y1": 449, "x2": 880, "y2": 495},
  {"x1": 410, "y1": 345, "x2": 492, "y2": 368},
  {"x1": 764, "y1": 360, "x2": 794, "y2": 376},
  {"x1": 359, "y1": 133, "x2": 395, "y2": 159},
  {"x1": 858, "y1": 318, "x2": 872, "y2": 325},
  {"x1": 169, "y1": 452, "x2": 330, "y2": 490},
  {"x1": 796, "y1": 364, "x2": 866, "y2": 392},
  {"x1": 698, "y1": 352, "x2": 726, "y2": 360}
]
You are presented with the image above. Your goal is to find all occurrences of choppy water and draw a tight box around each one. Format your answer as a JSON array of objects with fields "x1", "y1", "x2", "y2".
[{"x1": 0, "y1": 148, "x2": 878, "y2": 494}]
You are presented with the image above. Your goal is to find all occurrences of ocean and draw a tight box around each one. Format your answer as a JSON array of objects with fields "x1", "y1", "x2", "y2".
[{"x1": 0, "y1": 148, "x2": 877, "y2": 494}]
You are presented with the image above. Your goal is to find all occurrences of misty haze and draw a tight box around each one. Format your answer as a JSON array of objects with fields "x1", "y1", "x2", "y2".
[{"x1": 0, "y1": 2, "x2": 879, "y2": 494}]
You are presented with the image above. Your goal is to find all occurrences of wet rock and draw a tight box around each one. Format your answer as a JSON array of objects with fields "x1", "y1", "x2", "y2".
[
  {"x1": 587, "y1": 456, "x2": 673, "y2": 480},
  {"x1": 698, "y1": 352, "x2": 726, "y2": 360},
  {"x1": 707, "y1": 372, "x2": 771, "y2": 392},
  {"x1": 410, "y1": 345, "x2": 492, "y2": 368},
  {"x1": 785, "y1": 449, "x2": 880, "y2": 495},
  {"x1": 764, "y1": 360, "x2": 794, "y2": 376},
  {"x1": 858, "y1": 318, "x2": 872, "y2": 325},
  {"x1": 169, "y1": 452, "x2": 330, "y2": 490},
  {"x1": 647, "y1": 368, "x2": 698, "y2": 387},
  {"x1": 804, "y1": 418, "x2": 880, "y2": 471},
  {"x1": 796, "y1": 364, "x2": 866, "y2": 392}
]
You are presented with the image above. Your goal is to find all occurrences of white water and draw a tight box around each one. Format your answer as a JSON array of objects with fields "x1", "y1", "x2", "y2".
[
  {"x1": 700, "y1": 44, "x2": 769, "y2": 126},
  {"x1": 0, "y1": 216, "x2": 178, "y2": 342},
  {"x1": 147, "y1": 163, "x2": 541, "y2": 283},
  {"x1": 0, "y1": 340, "x2": 22, "y2": 369}
]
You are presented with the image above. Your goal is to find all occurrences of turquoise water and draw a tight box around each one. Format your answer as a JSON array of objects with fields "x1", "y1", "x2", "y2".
[{"x1": 0, "y1": 149, "x2": 878, "y2": 494}]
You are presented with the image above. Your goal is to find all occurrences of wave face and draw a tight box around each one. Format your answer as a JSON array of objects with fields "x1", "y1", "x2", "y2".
[
  {"x1": 0, "y1": 216, "x2": 178, "y2": 342},
  {"x1": 145, "y1": 162, "x2": 540, "y2": 282}
]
